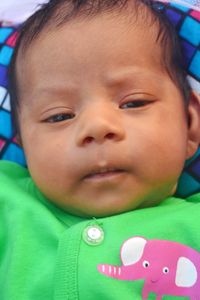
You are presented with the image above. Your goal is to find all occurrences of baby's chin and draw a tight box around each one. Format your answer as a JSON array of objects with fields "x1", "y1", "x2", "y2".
[
  {"x1": 46, "y1": 182, "x2": 178, "y2": 218},
  {"x1": 62, "y1": 207, "x2": 132, "y2": 218},
  {"x1": 55, "y1": 197, "x2": 163, "y2": 218},
  {"x1": 54, "y1": 197, "x2": 139, "y2": 218}
]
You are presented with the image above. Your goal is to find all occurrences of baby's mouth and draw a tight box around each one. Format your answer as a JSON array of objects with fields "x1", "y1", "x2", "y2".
[{"x1": 83, "y1": 167, "x2": 126, "y2": 181}]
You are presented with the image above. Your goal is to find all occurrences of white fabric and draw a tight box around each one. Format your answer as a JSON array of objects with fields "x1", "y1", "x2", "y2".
[{"x1": 0, "y1": 0, "x2": 48, "y2": 23}]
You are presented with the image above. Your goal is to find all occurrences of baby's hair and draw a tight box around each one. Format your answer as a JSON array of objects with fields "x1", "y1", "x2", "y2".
[{"x1": 9, "y1": 0, "x2": 191, "y2": 137}]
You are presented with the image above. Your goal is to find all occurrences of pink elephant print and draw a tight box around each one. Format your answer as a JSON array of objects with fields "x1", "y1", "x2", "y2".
[{"x1": 98, "y1": 236, "x2": 200, "y2": 300}]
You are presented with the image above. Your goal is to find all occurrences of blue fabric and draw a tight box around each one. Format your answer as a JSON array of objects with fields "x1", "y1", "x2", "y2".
[
  {"x1": 0, "y1": 27, "x2": 13, "y2": 43},
  {"x1": 189, "y1": 50, "x2": 200, "y2": 79},
  {"x1": 171, "y1": 2, "x2": 190, "y2": 11},
  {"x1": 1, "y1": 143, "x2": 26, "y2": 166},
  {"x1": 0, "y1": 45, "x2": 14, "y2": 66},
  {"x1": 0, "y1": 110, "x2": 12, "y2": 138},
  {"x1": 180, "y1": 17, "x2": 200, "y2": 46}
]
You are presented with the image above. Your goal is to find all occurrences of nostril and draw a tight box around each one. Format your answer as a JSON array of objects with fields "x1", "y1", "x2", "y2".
[
  {"x1": 84, "y1": 136, "x2": 94, "y2": 144},
  {"x1": 83, "y1": 133, "x2": 115, "y2": 144},
  {"x1": 106, "y1": 133, "x2": 115, "y2": 139}
]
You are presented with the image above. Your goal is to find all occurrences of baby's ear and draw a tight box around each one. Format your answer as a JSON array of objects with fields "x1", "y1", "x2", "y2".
[{"x1": 186, "y1": 91, "x2": 200, "y2": 159}]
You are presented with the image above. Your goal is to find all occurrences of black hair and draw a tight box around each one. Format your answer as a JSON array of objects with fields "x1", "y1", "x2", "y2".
[{"x1": 8, "y1": 0, "x2": 191, "y2": 137}]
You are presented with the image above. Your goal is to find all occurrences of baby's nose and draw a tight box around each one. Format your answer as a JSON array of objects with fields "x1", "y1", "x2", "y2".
[{"x1": 76, "y1": 110, "x2": 125, "y2": 146}]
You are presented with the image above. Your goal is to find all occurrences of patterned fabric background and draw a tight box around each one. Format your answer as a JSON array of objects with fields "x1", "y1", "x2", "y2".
[
  {"x1": 161, "y1": 2, "x2": 200, "y2": 196},
  {"x1": 163, "y1": 1, "x2": 200, "y2": 94},
  {"x1": 0, "y1": 25, "x2": 26, "y2": 166},
  {"x1": 0, "y1": 1, "x2": 199, "y2": 197}
]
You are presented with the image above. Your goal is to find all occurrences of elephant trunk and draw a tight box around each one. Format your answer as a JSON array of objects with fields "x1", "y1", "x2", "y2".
[{"x1": 98, "y1": 264, "x2": 143, "y2": 280}]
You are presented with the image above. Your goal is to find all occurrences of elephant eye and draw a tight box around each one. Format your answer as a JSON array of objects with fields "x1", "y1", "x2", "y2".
[
  {"x1": 163, "y1": 267, "x2": 169, "y2": 274},
  {"x1": 143, "y1": 260, "x2": 150, "y2": 268}
]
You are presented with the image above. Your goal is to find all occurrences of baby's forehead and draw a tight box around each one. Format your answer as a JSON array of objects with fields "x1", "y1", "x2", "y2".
[
  {"x1": 17, "y1": 9, "x2": 165, "y2": 85},
  {"x1": 18, "y1": 4, "x2": 163, "y2": 68},
  {"x1": 15, "y1": 0, "x2": 187, "y2": 107},
  {"x1": 18, "y1": 0, "x2": 162, "y2": 55},
  {"x1": 15, "y1": 17, "x2": 178, "y2": 120}
]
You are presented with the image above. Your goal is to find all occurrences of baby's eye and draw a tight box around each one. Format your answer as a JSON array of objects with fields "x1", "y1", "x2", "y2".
[
  {"x1": 44, "y1": 113, "x2": 75, "y2": 123},
  {"x1": 120, "y1": 100, "x2": 153, "y2": 109}
]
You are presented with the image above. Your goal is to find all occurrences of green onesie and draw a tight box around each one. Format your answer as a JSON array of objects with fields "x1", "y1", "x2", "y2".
[{"x1": 0, "y1": 160, "x2": 200, "y2": 300}]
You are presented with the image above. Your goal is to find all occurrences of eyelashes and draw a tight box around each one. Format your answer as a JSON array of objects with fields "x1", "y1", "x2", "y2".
[
  {"x1": 43, "y1": 99, "x2": 155, "y2": 123},
  {"x1": 119, "y1": 99, "x2": 154, "y2": 109},
  {"x1": 43, "y1": 113, "x2": 75, "y2": 123}
]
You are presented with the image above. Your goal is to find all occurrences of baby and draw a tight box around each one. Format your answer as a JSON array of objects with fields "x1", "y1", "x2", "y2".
[{"x1": 1, "y1": 0, "x2": 200, "y2": 299}]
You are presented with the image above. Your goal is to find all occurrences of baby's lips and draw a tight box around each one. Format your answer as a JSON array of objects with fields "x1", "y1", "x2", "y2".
[
  {"x1": 83, "y1": 168, "x2": 126, "y2": 180},
  {"x1": 80, "y1": 164, "x2": 128, "y2": 181}
]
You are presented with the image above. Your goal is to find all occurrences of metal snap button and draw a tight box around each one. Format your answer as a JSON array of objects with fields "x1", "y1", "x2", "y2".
[{"x1": 83, "y1": 224, "x2": 104, "y2": 246}]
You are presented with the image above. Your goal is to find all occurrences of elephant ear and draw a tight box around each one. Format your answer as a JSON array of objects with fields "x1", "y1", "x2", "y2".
[
  {"x1": 121, "y1": 236, "x2": 147, "y2": 266},
  {"x1": 175, "y1": 257, "x2": 198, "y2": 287}
]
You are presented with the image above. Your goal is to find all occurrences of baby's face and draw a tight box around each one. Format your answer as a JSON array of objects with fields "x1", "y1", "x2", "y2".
[{"x1": 17, "y1": 11, "x2": 193, "y2": 217}]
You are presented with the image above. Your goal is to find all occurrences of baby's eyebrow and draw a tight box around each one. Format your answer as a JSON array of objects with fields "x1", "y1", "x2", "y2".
[
  {"x1": 29, "y1": 83, "x2": 79, "y2": 104},
  {"x1": 26, "y1": 84, "x2": 79, "y2": 110},
  {"x1": 27, "y1": 67, "x2": 166, "y2": 108},
  {"x1": 104, "y1": 68, "x2": 165, "y2": 88},
  {"x1": 35, "y1": 84, "x2": 78, "y2": 96}
]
